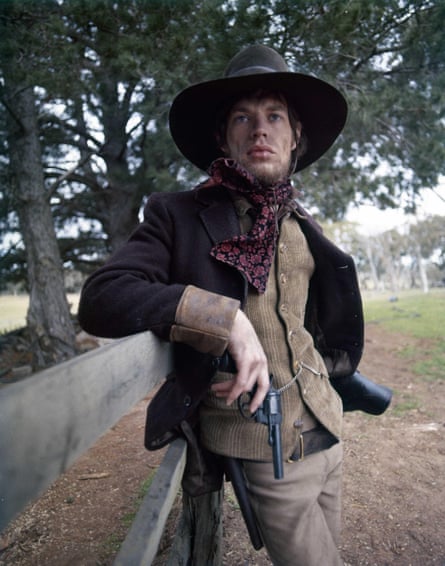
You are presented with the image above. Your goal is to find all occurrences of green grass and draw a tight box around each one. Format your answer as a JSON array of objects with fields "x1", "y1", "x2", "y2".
[
  {"x1": 389, "y1": 392, "x2": 422, "y2": 417},
  {"x1": 363, "y1": 289, "x2": 445, "y2": 382},
  {"x1": 120, "y1": 472, "x2": 156, "y2": 528},
  {"x1": 363, "y1": 288, "x2": 444, "y2": 338}
]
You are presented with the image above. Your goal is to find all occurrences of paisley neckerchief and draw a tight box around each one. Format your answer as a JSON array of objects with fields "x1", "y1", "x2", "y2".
[{"x1": 203, "y1": 158, "x2": 295, "y2": 294}]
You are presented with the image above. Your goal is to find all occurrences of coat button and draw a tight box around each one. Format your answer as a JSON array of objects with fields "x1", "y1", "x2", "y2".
[{"x1": 183, "y1": 395, "x2": 192, "y2": 407}]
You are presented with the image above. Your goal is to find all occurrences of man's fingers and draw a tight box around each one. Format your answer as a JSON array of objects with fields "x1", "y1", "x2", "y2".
[
  {"x1": 211, "y1": 380, "x2": 234, "y2": 395},
  {"x1": 248, "y1": 376, "x2": 270, "y2": 413},
  {"x1": 211, "y1": 363, "x2": 270, "y2": 412},
  {"x1": 224, "y1": 364, "x2": 252, "y2": 405},
  {"x1": 211, "y1": 372, "x2": 251, "y2": 404},
  {"x1": 211, "y1": 309, "x2": 270, "y2": 408}
]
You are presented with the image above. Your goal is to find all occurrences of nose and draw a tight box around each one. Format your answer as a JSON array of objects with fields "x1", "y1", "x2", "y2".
[{"x1": 251, "y1": 114, "x2": 268, "y2": 139}]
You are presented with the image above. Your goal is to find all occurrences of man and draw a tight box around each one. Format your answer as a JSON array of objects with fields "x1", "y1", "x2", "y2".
[{"x1": 79, "y1": 45, "x2": 391, "y2": 565}]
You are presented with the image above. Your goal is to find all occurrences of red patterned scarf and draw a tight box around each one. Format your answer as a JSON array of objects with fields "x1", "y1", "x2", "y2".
[{"x1": 203, "y1": 158, "x2": 295, "y2": 293}]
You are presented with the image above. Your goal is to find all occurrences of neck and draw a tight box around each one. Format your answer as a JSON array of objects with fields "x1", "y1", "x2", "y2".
[{"x1": 206, "y1": 158, "x2": 292, "y2": 193}]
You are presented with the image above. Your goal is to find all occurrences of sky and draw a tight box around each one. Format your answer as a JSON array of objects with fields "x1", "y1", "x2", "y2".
[{"x1": 346, "y1": 178, "x2": 445, "y2": 236}]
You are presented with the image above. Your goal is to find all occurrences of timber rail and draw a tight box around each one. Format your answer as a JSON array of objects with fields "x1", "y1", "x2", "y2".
[{"x1": 0, "y1": 331, "x2": 223, "y2": 564}]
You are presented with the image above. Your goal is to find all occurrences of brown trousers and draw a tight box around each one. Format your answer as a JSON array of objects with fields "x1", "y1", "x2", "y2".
[{"x1": 243, "y1": 443, "x2": 343, "y2": 566}]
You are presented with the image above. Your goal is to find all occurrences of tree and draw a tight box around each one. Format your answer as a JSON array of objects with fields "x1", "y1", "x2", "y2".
[
  {"x1": 322, "y1": 213, "x2": 445, "y2": 292},
  {"x1": 59, "y1": 0, "x2": 445, "y2": 233},
  {"x1": 0, "y1": 0, "x2": 76, "y2": 366},
  {"x1": 406, "y1": 215, "x2": 445, "y2": 291},
  {"x1": 282, "y1": 0, "x2": 445, "y2": 219},
  {"x1": 35, "y1": 0, "x2": 207, "y2": 258},
  {"x1": 1, "y1": 0, "x2": 444, "y2": 290}
]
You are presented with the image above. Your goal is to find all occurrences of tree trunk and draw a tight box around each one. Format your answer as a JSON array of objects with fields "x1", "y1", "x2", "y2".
[
  {"x1": 365, "y1": 240, "x2": 381, "y2": 291},
  {"x1": 415, "y1": 245, "x2": 430, "y2": 293},
  {"x1": 96, "y1": 74, "x2": 141, "y2": 253},
  {"x1": 4, "y1": 82, "x2": 77, "y2": 368},
  {"x1": 72, "y1": 94, "x2": 141, "y2": 253},
  {"x1": 167, "y1": 490, "x2": 223, "y2": 565}
]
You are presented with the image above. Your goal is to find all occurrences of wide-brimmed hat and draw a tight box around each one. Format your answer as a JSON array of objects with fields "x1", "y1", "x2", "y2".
[{"x1": 169, "y1": 44, "x2": 347, "y2": 173}]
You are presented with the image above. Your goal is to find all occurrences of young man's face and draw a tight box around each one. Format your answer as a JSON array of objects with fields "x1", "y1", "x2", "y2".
[{"x1": 222, "y1": 94, "x2": 300, "y2": 186}]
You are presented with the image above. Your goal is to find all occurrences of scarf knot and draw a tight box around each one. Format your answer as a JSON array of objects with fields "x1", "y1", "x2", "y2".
[{"x1": 206, "y1": 158, "x2": 294, "y2": 293}]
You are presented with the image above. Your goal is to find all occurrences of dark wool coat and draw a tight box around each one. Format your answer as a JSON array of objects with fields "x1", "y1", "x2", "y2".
[{"x1": 78, "y1": 184, "x2": 364, "y2": 448}]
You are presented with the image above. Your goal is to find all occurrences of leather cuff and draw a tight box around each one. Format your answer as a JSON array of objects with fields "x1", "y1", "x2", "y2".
[{"x1": 170, "y1": 285, "x2": 240, "y2": 357}]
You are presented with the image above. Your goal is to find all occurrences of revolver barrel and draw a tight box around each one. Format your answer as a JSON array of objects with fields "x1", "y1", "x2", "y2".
[{"x1": 258, "y1": 388, "x2": 283, "y2": 479}]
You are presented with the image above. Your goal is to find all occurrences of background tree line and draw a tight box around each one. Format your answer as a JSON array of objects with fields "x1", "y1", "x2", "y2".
[
  {"x1": 0, "y1": 0, "x2": 444, "y2": 367},
  {"x1": 323, "y1": 214, "x2": 444, "y2": 293}
]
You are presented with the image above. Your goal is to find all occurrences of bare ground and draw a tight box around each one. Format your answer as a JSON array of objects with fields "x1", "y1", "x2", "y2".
[{"x1": 0, "y1": 323, "x2": 444, "y2": 565}]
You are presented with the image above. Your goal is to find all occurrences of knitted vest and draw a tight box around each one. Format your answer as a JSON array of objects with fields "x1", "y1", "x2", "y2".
[{"x1": 200, "y1": 214, "x2": 343, "y2": 461}]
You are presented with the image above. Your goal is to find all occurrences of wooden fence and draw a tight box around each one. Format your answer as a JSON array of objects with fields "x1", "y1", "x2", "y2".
[{"x1": 0, "y1": 331, "x2": 223, "y2": 564}]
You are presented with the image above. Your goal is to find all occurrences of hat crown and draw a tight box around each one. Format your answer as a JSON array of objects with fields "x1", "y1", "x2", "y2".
[{"x1": 224, "y1": 45, "x2": 289, "y2": 78}]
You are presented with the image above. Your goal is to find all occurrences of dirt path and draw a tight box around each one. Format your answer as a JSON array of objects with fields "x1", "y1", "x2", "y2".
[{"x1": 1, "y1": 324, "x2": 444, "y2": 565}]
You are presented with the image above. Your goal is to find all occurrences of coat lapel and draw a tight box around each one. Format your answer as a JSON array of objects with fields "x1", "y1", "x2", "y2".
[{"x1": 197, "y1": 188, "x2": 241, "y2": 246}]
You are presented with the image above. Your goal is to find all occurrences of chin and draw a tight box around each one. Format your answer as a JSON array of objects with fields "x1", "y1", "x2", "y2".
[
  {"x1": 251, "y1": 166, "x2": 287, "y2": 186},
  {"x1": 241, "y1": 156, "x2": 287, "y2": 182}
]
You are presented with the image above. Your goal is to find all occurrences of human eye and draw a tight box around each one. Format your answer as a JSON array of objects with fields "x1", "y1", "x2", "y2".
[
  {"x1": 232, "y1": 112, "x2": 249, "y2": 124},
  {"x1": 269, "y1": 112, "x2": 284, "y2": 122}
]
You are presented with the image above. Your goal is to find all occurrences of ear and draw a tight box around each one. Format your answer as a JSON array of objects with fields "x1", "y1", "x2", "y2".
[
  {"x1": 292, "y1": 121, "x2": 302, "y2": 151},
  {"x1": 215, "y1": 131, "x2": 228, "y2": 154}
]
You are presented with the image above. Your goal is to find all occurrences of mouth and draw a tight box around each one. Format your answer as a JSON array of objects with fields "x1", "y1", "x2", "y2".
[{"x1": 247, "y1": 145, "x2": 274, "y2": 158}]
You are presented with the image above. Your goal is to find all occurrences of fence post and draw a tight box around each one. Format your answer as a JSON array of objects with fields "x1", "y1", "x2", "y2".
[{"x1": 167, "y1": 489, "x2": 223, "y2": 565}]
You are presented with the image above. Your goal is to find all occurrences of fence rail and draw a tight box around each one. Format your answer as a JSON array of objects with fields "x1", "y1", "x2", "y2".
[
  {"x1": 113, "y1": 437, "x2": 187, "y2": 565},
  {"x1": 0, "y1": 331, "x2": 224, "y2": 565},
  {"x1": 0, "y1": 332, "x2": 171, "y2": 532}
]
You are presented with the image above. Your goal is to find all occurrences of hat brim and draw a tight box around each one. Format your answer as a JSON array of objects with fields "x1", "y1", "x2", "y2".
[{"x1": 169, "y1": 72, "x2": 347, "y2": 173}]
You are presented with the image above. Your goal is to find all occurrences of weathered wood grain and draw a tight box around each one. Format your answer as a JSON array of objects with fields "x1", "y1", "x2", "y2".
[{"x1": 0, "y1": 331, "x2": 172, "y2": 532}]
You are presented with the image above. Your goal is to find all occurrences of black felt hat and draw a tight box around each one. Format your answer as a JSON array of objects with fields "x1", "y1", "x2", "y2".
[{"x1": 169, "y1": 44, "x2": 347, "y2": 173}]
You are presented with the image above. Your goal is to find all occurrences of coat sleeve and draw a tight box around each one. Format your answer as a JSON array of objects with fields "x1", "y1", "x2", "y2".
[
  {"x1": 78, "y1": 193, "x2": 240, "y2": 352},
  {"x1": 78, "y1": 193, "x2": 186, "y2": 339}
]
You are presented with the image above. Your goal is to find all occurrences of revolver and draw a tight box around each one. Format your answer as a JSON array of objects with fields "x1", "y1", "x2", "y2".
[{"x1": 238, "y1": 378, "x2": 284, "y2": 479}]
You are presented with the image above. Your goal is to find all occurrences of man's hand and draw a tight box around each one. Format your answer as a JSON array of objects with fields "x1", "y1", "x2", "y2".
[{"x1": 211, "y1": 310, "x2": 269, "y2": 413}]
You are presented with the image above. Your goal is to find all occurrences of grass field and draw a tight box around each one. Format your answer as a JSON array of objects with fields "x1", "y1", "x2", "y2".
[
  {"x1": 2, "y1": 290, "x2": 442, "y2": 334},
  {"x1": 1, "y1": 290, "x2": 443, "y2": 380},
  {"x1": 0, "y1": 294, "x2": 80, "y2": 334},
  {"x1": 363, "y1": 288, "x2": 444, "y2": 382},
  {"x1": 363, "y1": 288, "x2": 444, "y2": 339}
]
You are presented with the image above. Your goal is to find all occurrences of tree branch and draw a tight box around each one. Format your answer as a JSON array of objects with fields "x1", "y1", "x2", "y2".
[{"x1": 46, "y1": 152, "x2": 95, "y2": 197}]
